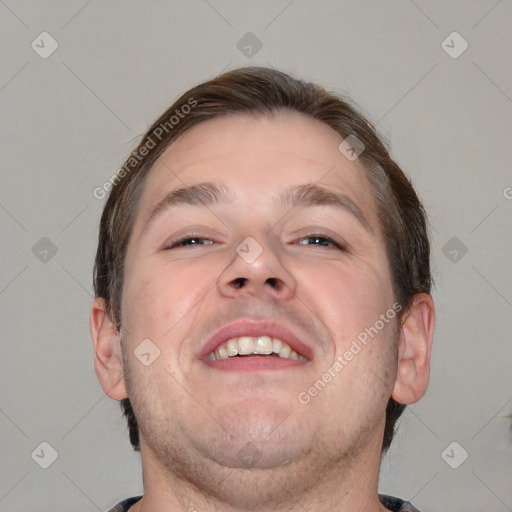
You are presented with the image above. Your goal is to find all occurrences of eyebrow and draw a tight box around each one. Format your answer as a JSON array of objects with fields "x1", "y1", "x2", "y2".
[
  {"x1": 141, "y1": 182, "x2": 235, "y2": 235},
  {"x1": 142, "y1": 181, "x2": 373, "y2": 235},
  {"x1": 279, "y1": 183, "x2": 373, "y2": 233}
]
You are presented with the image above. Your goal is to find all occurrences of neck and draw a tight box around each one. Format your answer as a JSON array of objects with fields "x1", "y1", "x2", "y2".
[{"x1": 129, "y1": 434, "x2": 389, "y2": 512}]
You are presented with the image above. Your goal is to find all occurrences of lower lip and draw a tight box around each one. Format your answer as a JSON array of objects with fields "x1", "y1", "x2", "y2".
[{"x1": 204, "y1": 355, "x2": 307, "y2": 371}]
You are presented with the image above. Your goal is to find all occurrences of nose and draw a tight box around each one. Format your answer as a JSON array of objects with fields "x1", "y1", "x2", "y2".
[{"x1": 217, "y1": 235, "x2": 297, "y2": 301}]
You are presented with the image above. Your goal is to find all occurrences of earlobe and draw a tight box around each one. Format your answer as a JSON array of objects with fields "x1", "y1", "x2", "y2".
[
  {"x1": 90, "y1": 297, "x2": 128, "y2": 400},
  {"x1": 391, "y1": 293, "x2": 435, "y2": 405}
]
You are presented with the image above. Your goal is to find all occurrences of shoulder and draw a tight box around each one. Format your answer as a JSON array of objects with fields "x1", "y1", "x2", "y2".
[
  {"x1": 105, "y1": 496, "x2": 142, "y2": 512},
  {"x1": 379, "y1": 494, "x2": 422, "y2": 512}
]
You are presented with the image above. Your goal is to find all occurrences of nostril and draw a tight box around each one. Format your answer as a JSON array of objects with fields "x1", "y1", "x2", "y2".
[
  {"x1": 266, "y1": 277, "x2": 279, "y2": 288},
  {"x1": 233, "y1": 277, "x2": 247, "y2": 289}
]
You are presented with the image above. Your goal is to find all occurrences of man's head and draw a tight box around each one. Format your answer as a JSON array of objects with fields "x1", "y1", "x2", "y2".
[{"x1": 90, "y1": 67, "x2": 434, "y2": 501}]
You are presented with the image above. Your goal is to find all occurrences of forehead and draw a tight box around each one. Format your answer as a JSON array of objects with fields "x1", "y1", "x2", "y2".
[{"x1": 133, "y1": 111, "x2": 380, "y2": 232}]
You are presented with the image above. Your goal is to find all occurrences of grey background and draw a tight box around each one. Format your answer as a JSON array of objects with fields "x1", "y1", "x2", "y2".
[{"x1": 1, "y1": 1, "x2": 511, "y2": 511}]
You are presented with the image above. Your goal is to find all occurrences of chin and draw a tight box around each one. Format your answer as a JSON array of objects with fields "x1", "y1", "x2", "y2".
[{"x1": 196, "y1": 404, "x2": 315, "y2": 470}]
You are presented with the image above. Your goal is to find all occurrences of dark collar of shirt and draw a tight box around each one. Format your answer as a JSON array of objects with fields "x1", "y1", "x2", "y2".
[{"x1": 106, "y1": 494, "x2": 421, "y2": 512}]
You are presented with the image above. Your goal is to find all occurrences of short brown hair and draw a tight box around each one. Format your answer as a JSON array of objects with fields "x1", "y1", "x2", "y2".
[{"x1": 93, "y1": 66, "x2": 432, "y2": 455}]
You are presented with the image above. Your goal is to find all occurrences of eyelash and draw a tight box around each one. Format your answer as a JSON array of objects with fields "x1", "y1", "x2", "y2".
[
  {"x1": 165, "y1": 233, "x2": 344, "y2": 250},
  {"x1": 296, "y1": 235, "x2": 342, "y2": 249},
  {"x1": 167, "y1": 235, "x2": 214, "y2": 248}
]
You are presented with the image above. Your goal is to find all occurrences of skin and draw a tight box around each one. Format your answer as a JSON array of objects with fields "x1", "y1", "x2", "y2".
[{"x1": 91, "y1": 110, "x2": 435, "y2": 512}]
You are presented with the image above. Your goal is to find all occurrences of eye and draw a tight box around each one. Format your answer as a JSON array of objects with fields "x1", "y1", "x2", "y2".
[
  {"x1": 164, "y1": 235, "x2": 214, "y2": 249},
  {"x1": 296, "y1": 234, "x2": 344, "y2": 249}
]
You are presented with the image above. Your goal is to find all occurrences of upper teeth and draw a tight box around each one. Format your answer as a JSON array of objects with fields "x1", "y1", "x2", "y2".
[{"x1": 209, "y1": 336, "x2": 307, "y2": 362}]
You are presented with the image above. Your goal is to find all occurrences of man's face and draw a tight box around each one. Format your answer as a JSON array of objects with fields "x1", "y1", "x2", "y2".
[{"x1": 120, "y1": 111, "x2": 398, "y2": 484}]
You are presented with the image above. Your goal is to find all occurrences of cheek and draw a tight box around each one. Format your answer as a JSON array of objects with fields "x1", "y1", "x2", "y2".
[
  {"x1": 297, "y1": 259, "x2": 393, "y2": 337},
  {"x1": 121, "y1": 257, "x2": 218, "y2": 340}
]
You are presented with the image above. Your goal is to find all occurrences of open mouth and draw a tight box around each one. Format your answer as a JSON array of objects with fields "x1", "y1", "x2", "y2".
[
  {"x1": 208, "y1": 335, "x2": 308, "y2": 362},
  {"x1": 198, "y1": 319, "x2": 313, "y2": 371}
]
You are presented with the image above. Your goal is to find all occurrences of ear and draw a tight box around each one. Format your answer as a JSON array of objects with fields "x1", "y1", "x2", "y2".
[
  {"x1": 90, "y1": 297, "x2": 128, "y2": 400},
  {"x1": 391, "y1": 293, "x2": 435, "y2": 405}
]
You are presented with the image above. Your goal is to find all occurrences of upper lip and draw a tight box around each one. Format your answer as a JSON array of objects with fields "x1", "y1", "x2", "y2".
[{"x1": 198, "y1": 319, "x2": 314, "y2": 361}]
